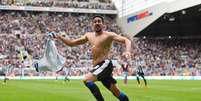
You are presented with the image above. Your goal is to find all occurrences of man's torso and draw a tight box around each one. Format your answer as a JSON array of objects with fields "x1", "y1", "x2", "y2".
[{"x1": 86, "y1": 31, "x2": 113, "y2": 66}]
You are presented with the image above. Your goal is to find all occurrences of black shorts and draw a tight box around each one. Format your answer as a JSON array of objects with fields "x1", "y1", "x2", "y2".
[
  {"x1": 90, "y1": 60, "x2": 117, "y2": 84},
  {"x1": 0, "y1": 71, "x2": 6, "y2": 76},
  {"x1": 137, "y1": 72, "x2": 144, "y2": 76}
]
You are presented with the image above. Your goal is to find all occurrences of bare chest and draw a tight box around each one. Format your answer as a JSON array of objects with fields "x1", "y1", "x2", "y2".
[{"x1": 88, "y1": 34, "x2": 112, "y2": 47}]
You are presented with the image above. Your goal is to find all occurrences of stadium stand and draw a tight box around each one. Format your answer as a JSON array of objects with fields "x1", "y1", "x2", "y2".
[{"x1": 0, "y1": 0, "x2": 201, "y2": 77}]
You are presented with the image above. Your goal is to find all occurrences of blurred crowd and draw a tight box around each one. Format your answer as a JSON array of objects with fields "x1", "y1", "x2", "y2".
[
  {"x1": 0, "y1": 0, "x2": 116, "y2": 10},
  {"x1": 132, "y1": 38, "x2": 201, "y2": 76},
  {"x1": 0, "y1": 11, "x2": 201, "y2": 77}
]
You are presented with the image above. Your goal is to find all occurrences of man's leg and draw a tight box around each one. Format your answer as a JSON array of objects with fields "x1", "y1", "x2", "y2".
[
  {"x1": 64, "y1": 76, "x2": 70, "y2": 82},
  {"x1": 4, "y1": 76, "x2": 6, "y2": 83},
  {"x1": 3, "y1": 74, "x2": 8, "y2": 84},
  {"x1": 136, "y1": 75, "x2": 140, "y2": 86},
  {"x1": 64, "y1": 69, "x2": 70, "y2": 82},
  {"x1": 141, "y1": 75, "x2": 147, "y2": 87},
  {"x1": 101, "y1": 78, "x2": 129, "y2": 101},
  {"x1": 124, "y1": 73, "x2": 128, "y2": 85},
  {"x1": 83, "y1": 73, "x2": 104, "y2": 101},
  {"x1": 55, "y1": 73, "x2": 58, "y2": 81}
]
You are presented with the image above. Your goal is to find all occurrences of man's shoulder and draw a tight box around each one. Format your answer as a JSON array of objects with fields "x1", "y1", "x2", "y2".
[
  {"x1": 104, "y1": 31, "x2": 117, "y2": 37},
  {"x1": 85, "y1": 31, "x2": 115, "y2": 34},
  {"x1": 104, "y1": 31, "x2": 115, "y2": 34}
]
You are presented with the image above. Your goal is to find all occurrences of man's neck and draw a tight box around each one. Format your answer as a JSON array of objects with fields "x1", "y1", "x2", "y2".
[{"x1": 95, "y1": 31, "x2": 103, "y2": 36}]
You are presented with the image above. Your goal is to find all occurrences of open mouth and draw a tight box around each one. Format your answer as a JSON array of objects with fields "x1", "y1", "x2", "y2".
[
  {"x1": 95, "y1": 25, "x2": 100, "y2": 28},
  {"x1": 95, "y1": 26, "x2": 100, "y2": 29},
  {"x1": 95, "y1": 25, "x2": 100, "y2": 29}
]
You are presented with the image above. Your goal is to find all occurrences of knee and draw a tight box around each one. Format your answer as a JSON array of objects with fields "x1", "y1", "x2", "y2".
[
  {"x1": 83, "y1": 76, "x2": 93, "y2": 83},
  {"x1": 83, "y1": 73, "x2": 96, "y2": 84}
]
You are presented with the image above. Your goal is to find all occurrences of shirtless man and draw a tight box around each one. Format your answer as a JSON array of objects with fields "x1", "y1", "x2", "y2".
[{"x1": 54, "y1": 16, "x2": 131, "y2": 101}]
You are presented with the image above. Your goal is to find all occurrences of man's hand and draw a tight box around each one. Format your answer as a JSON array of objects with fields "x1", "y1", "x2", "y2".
[
  {"x1": 122, "y1": 51, "x2": 132, "y2": 65},
  {"x1": 48, "y1": 32, "x2": 63, "y2": 39},
  {"x1": 123, "y1": 51, "x2": 131, "y2": 59},
  {"x1": 48, "y1": 32, "x2": 57, "y2": 38}
]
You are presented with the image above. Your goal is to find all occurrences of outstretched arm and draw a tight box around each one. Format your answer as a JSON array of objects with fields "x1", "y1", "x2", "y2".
[{"x1": 56, "y1": 34, "x2": 88, "y2": 47}]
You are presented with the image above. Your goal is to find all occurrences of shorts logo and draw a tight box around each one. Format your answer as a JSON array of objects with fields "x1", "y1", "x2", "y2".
[{"x1": 93, "y1": 60, "x2": 110, "y2": 75}]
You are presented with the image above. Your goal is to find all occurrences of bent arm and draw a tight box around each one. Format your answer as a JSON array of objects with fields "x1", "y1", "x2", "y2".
[
  {"x1": 112, "y1": 33, "x2": 131, "y2": 53},
  {"x1": 57, "y1": 34, "x2": 88, "y2": 47}
]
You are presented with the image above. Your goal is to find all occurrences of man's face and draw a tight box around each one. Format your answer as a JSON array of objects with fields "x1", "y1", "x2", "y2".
[{"x1": 92, "y1": 17, "x2": 104, "y2": 32}]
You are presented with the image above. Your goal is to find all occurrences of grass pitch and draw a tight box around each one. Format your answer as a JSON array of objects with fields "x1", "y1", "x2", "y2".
[{"x1": 0, "y1": 80, "x2": 201, "y2": 101}]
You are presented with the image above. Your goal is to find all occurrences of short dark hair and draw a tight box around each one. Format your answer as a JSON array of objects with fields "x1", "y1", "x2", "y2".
[{"x1": 92, "y1": 15, "x2": 104, "y2": 23}]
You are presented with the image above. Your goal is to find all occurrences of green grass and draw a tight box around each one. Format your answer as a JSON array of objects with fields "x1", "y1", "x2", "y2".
[{"x1": 0, "y1": 80, "x2": 201, "y2": 101}]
